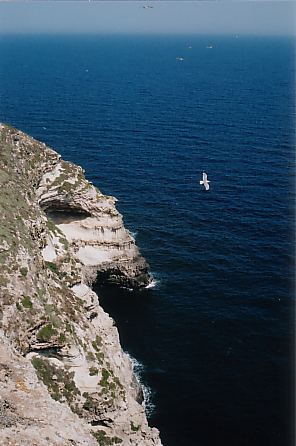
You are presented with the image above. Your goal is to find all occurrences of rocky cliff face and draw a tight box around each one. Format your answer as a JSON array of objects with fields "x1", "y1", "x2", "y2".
[{"x1": 0, "y1": 123, "x2": 162, "y2": 446}]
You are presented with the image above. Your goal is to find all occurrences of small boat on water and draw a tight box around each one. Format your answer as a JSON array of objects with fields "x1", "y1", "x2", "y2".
[{"x1": 176, "y1": 57, "x2": 184, "y2": 61}]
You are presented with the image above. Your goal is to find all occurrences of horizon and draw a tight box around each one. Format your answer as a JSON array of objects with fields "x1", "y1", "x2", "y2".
[
  {"x1": 0, "y1": 32, "x2": 295, "y2": 39},
  {"x1": 0, "y1": 1, "x2": 295, "y2": 36}
]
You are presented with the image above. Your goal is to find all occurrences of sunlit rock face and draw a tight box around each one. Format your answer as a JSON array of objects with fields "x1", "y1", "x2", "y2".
[
  {"x1": 0, "y1": 124, "x2": 161, "y2": 446},
  {"x1": 36, "y1": 143, "x2": 152, "y2": 289}
]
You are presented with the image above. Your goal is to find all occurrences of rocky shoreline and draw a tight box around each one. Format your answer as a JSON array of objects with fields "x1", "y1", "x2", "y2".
[{"x1": 0, "y1": 123, "x2": 162, "y2": 446}]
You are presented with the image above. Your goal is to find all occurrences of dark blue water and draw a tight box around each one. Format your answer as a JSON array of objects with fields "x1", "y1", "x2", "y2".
[{"x1": 0, "y1": 34, "x2": 295, "y2": 446}]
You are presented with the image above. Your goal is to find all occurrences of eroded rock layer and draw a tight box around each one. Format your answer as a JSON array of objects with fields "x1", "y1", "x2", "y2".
[{"x1": 0, "y1": 124, "x2": 161, "y2": 446}]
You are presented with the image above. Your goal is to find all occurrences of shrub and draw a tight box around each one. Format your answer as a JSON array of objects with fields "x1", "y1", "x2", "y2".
[
  {"x1": 20, "y1": 267, "x2": 28, "y2": 277},
  {"x1": 37, "y1": 323, "x2": 57, "y2": 342},
  {"x1": 45, "y1": 261, "x2": 58, "y2": 274},
  {"x1": 21, "y1": 296, "x2": 32, "y2": 309}
]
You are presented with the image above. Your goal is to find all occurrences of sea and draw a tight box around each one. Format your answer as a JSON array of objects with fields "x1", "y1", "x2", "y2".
[{"x1": 0, "y1": 34, "x2": 294, "y2": 446}]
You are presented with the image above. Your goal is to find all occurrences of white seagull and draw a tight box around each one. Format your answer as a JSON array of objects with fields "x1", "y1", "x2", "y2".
[{"x1": 200, "y1": 172, "x2": 210, "y2": 191}]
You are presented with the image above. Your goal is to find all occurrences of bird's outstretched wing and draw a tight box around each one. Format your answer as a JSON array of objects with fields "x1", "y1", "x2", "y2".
[{"x1": 203, "y1": 172, "x2": 207, "y2": 182}]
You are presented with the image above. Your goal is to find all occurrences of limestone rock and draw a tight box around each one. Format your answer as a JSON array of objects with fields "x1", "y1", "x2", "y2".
[
  {"x1": 0, "y1": 124, "x2": 162, "y2": 446},
  {"x1": 36, "y1": 150, "x2": 152, "y2": 289}
]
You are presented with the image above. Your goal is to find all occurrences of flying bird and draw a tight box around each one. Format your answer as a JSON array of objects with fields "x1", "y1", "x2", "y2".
[{"x1": 200, "y1": 172, "x2": 210, "y2": 190}]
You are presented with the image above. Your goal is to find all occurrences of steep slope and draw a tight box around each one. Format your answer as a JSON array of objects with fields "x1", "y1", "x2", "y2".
[{"x1": 0, "y1": 123, "x2": 161, "y2": 446}]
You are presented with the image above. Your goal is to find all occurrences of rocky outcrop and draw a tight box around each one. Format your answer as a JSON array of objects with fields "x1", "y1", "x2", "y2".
[
  {"x1": 36, "y1": 142, "x2": 151, "y2": 290},
  {"x1": 0, "y1": 124, "x2": 161, "y2": 446}
]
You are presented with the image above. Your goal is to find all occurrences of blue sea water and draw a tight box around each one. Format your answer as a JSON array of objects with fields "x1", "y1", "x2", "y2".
[{"x1": 0, "y1": 34, "x2": 295, "y2": 446}]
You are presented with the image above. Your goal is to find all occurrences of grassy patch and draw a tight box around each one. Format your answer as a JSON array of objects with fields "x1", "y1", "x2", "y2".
[
  {"x1": 16, "y1": 302, "x2": 23, "y2": 312},
  {"x1": 31, "y1": 356, "x2": 61, "y2": 401},
  {"x1": 97, "y1": 366, "x2": 124, "y2": 401},
  {"x1": 31, "y1": 356, "x2": 80, "y2": 405},
  {"x1": 36, "y1": 323, "x2": 57, "y2": 342},
  {"x1": 59, "y1": 236, "x2": 69, "y2": 249},
  {"x1": 45, "y1": 262, "x2": 59, "y2": 274},
  {"x1": 20, "y1": 266, "x2": 28, "y2": 277},
  {"x1": 95, "y1": 351, "x2": 104, "y2": 363},
  {"x1": 91, "y1": 430, "x2": 122, "y2": 445},
  {"x1": 45, "y1": 261, "x2": 58, "y2": 274},
  {"x1": 86, "y1": 351, "x2": 95, "y2": 361},
  {"x1": 21, "y1": 296, "x2": 33, "y2": 309},
  {"x1": 92, "y1": 336, "x2": 102, "y2": 351},
  {"x1": 100, "y1": 369, "x2": 111, "y2": 388},
  {"x1": 58, "y1": 332, "x2": 66, "y2": 344}
]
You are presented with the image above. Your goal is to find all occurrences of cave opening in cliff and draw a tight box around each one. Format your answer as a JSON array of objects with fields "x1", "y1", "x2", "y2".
[{"x1": 43, "y1": 206, "x2": 91, "y2": 225}]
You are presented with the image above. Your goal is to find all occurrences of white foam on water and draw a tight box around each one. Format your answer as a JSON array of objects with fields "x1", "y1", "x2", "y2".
[
  {"x1": 145, "y1": 272, "x2": 161, "y2": 289},
  {"x1": 126, "y1": 352, "x2": 156, "y2": 417},
  {"x1": 145, "y1": 279, "x2": 157, "y2": 289},
  {"x1": 120, "y1": 286, "x2": 134, "y2": 292}
]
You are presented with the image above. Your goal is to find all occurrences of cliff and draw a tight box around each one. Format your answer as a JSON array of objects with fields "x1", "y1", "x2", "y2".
[{"x1": 0, "y1": 123, "x2": 162, "y2": 446}]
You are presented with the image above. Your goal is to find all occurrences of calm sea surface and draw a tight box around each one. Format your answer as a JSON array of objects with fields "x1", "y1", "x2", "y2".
[{"x1": 0, "y1": 34, "x2": 295, "y2": 446}]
